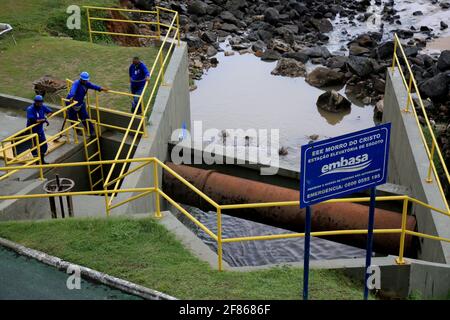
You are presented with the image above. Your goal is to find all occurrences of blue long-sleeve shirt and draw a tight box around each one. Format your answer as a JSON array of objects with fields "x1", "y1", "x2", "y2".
[
  {"x1": 66, "y1": 79, "x2": 102, "y2": 109},
  {"x1": 129, "y1": 62, "x2": 150, "y2": 90},
  {"x1": 26, "y1": 104, "x2": 52, "y2": 134}
]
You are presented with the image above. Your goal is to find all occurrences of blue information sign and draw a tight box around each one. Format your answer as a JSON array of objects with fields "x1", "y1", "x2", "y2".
[{"x1": 300, "y1": 123, "x2": 391, "y2": 208}]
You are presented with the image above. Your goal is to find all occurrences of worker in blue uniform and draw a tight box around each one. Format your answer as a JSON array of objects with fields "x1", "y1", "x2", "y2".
[
  {"x1": 66, "y1": 71, "x2": 108, "y2": 136},
  {"x1": 129, "y1": 57, "x2": 150, "y2": 114},
  {"x1": 26, "y1": 95, "x2": 53, "y2": 164}
]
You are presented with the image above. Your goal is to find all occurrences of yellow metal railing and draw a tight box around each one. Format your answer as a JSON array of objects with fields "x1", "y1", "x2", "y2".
[
  {"x1": 391, "y1": 34, "x2": 450, "y2": 212},
  {"x1": 84, "y1": 6, "x2": 181, "y2": 215},
  {"x1": 1, "y1": 157, "x2": 450, "y2": 272}
]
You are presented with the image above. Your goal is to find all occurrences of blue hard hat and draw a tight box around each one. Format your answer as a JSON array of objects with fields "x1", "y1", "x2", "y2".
[
  {"x1": 34, "y1": 95, "x2": 44, "y2": 102},
  {"x1": 80, "y1": 71, "x2": 90, "y2": 81}
]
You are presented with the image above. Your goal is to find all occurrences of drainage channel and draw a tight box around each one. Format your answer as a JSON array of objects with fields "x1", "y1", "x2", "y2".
[{"x1": 174, "y1": 205, "x2": 372, "y2": 268}]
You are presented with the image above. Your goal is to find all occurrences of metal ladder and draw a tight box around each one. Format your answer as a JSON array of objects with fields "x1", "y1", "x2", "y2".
[{"x1": 82, "y1": 120, "x2": 105, "y2": 191}]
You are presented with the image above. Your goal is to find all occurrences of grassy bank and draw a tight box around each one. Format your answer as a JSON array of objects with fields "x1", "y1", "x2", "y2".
[
  {"x1": 0, "y1": 217, "x2": 370, "y2": 300},
  {"x1": 0, "y1": 0, "x2": 116, "y2": 40},
  {"x1": 0, "y1": 36, "x2": 158, "y2": 111},
  {"x1": 0, "y1": 0, "x2": 161, "y2": 112}
]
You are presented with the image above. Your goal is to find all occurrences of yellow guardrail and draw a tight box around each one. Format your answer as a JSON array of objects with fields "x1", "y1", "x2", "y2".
[
  {"x1": 391, "y1": 34, "x2": 450, "y2": 213},
  {"x1": 86, "y1": 6, "x2": 181, "y2": 214},
  {"x1": 1, "y1": 157, "x2": 450, "y2": 272}
]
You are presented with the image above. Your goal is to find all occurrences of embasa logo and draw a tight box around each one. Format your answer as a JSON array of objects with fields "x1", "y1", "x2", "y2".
[{"x1": 320, "y1": 154, "x2": 371, "y2": 176}]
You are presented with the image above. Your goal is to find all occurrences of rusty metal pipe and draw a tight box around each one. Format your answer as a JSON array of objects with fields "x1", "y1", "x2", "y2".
[{"x1": 163, "y1": 163, "x2": 417, "y2": 256}]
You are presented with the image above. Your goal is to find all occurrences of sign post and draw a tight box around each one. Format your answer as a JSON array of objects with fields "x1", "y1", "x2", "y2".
[{"x1": 300, "y1": 123, "x2": 391, "y2": 300}]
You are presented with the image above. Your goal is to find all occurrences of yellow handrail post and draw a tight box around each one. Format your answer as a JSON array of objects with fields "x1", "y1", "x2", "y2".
[
  {"x1": 142, "y1": 90, "x2": 148, "y2": 138},
  {"x1": 153, "y1": 160, "x2": 162, "y2": 218},
  {"x1": 176, "y1": 13, "x2": 181, "y2": 46},
  {"x1": 403, "y1": 76, "x2": 413, "y2": 113},
  {"x1": 156, "y1": 7, "x2": 161, "y2": 39},
  {"x1": 95, "y1": 91, "x2": 101, "y2": 137},
  {"x1": 86, "y1": 92, "x2": 92, "y2": 137},
  {"x1": 396, "y1": 198, "x2": 409, "y2": 265},
  {"x1": 217, "y1": 207, "x2": 223, "y2": 271},
  {"x1": 86, "y1": 8, "x2": 93, "y2": 43},
  {"x1": 35, "y1": 134, "x2": 44, "y2": 181},
  {"x1": 391, "y1": 37, "x2": 398, "y2": 72},
  {"x1": 426, "y1": 141, "x2": 436, "y2": 183}
]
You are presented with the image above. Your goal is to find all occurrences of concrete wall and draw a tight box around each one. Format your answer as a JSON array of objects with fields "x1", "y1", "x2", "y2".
[
  {"x1": 111, "y1": 42, "x2": 190, "y2": 215},
  {"x1": 383, "y1": 69, "x2": 450, "y2": 264}
]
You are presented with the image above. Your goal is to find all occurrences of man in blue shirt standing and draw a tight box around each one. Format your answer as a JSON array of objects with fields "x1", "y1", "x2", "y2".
[
  {"x1": 66, "y1": 71, "x2": 108, "y2": 136},
  {"x1": 129, "y1": 57, "x2": 150, "y2": 114},
  {"x1": 26, "y1": 95, "x2": 53, "y2": 164}
]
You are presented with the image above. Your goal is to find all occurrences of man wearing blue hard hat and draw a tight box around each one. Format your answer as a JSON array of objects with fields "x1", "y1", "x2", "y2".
[
  {"x1": 66, "y1": 71, "x2": 108, "y2": 136},
  {"x1": 26, "y1": 95, "x2": 53, "y2": 164},
  {"x1": 129, "y1": 56, "x2": 150, "y2": 114}
]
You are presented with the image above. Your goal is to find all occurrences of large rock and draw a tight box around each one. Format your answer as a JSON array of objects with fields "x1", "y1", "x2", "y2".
[
  {"x1": 271, "y1": 58, "x2": 306, "y2": 77},
  {"x1": 264, "y1": 8, "x2": 280, "y2": 24},
  {"x1": 316, "y1": 90, "x2": 352, "y2": 113},
  {"x1": 419, "y1": 73, "x2": 449, "y2": 99},
  {"x1": 283, "y1": 51, "x2": 310, "y2": 64},
  {"x1": 261, "y1": 49, "x2": 282, "y2": 61},
  {"x1": 220, "y1": 23, "x2": 239, "y2": 33},
  {"x1": 300, "y1": 46, "x2": 331, "y2": 59},
  {"x1": 311, "y1": 18, "x2": 333, "y2": 33},
  {"x1": 219, "y1": 11, "x2": 239, "y2": 25},
  {"x1": 437, "y1": 50, "x2": 450, "y2": 71},
  {"x1": 349, "y1": 44, "x2": 371, "y2": 56},
  {"x1": 326, "y1": 56, "x2": 348, "y2": 69},
  {"x1": 306, "y1": 67, "x2": 346, "y2": 88},
  {"x1": 201, "y1": 31, "x2": 217, "y2": 44},
  {"x1": 188, "y1": 0, "x2": 209, "y2": 16},
  {"x1": 347, "y1": 56, "x2": 373, "y2": 77},
  {"x1": 376, "y1": 41, "x2": 395, "y2": 60}
]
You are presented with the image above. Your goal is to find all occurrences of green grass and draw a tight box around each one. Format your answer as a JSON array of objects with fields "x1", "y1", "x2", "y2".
[
  {"x1": 0, "y1": 36, "x2": 159, "y2": 111},
  {"x1": 0, "y1": 217, "x2": 370, "y2": 300},
  {"x1": 0, "y1": 0, "x2": 162, "y2": 112},
  {"x1": 0, "y1": 0, "x2": 116, "y2": 39}
]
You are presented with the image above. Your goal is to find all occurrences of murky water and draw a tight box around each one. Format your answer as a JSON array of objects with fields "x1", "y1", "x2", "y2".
[
  {"x1": 190, "y1": 51, "x2": 376, "y2": 170},
  {"x1": 176, "y1": 206, "x2": 368, "y2": 267}
]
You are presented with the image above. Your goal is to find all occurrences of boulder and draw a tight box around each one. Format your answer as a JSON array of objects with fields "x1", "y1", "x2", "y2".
[
  {"x1": 347, "y1": 56, "x2": 373, "y2": 77},
  {"x1": 306, "y1": 67, "x2": 346, "y2": 88},
  {"x1": 326, "y1": 56, "x2": 348, "y2": 69},
  {"x1": 311, "y1": 18, "x2": 333, "y2": 33},
  {"x1": 188, "y1": 0, "x2": 209, "y2": 16},
  {"x1": 201, "y1": 31, "x2": 217, "y2": 44},
  {"x1": 261, "y1": 49, "x2": 282, "y2": 61},
  {"x1": 252, "y1": 40, "x2": 266, "y2": 52},
  {"x1": 271, "y1": 58, "x2": 306, "y2": 77},
  {"x1": 376, "y1": 41, "x2": 395, "y2": 60},
  {"x1": 316, "y1": 90, "x2": 352, "y2": 113},
  {"x1": 437, "y1": 50, "x2": 450, "y2": 71},
  {"x1": 206, "y1": 46, "x2": 218, "y2": 57},
  {"x1": 220, "y1": 11, "x2": 239, "y2": 25},
  {"x1": 349, "y1": 44, "x2": 371, "y2": 56},
  {"x1": 283, "y1": 51, "x2": 310, "y2": 64},
  {"x1": 419, "y1": 73, "x2": 449, "y2": 99},
  {"x1": 264, "y1": 8, "x2": 280, "y2": 24},
  {"x1": 220, "y1": 23, "x2": 239, "y2": 33},
  {"x1": 300, "y1": 46, "x2": 331, "y2": 59}
]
